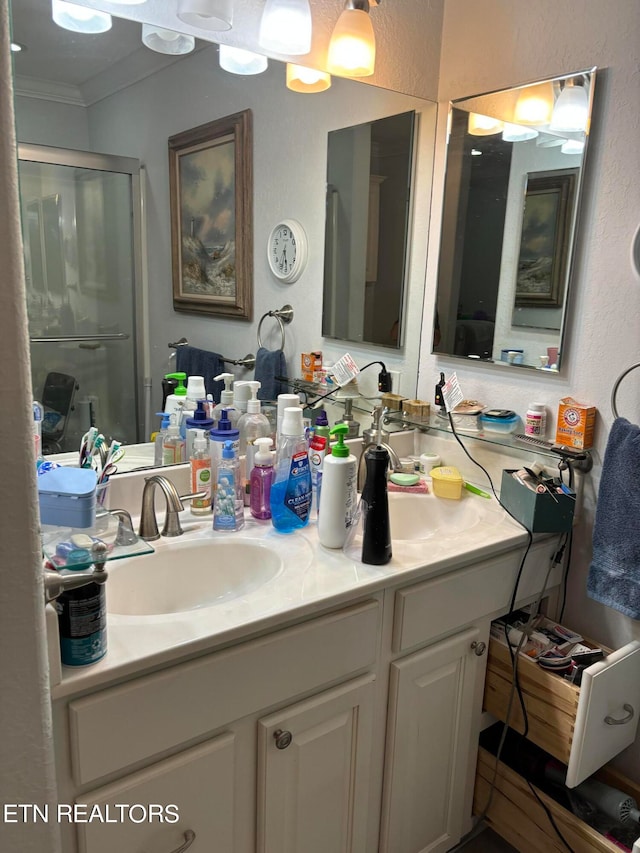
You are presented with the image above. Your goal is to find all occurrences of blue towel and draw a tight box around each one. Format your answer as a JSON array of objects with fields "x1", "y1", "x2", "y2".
[
  {"x1": 175, "y1": 346, "x2": 225, "y2": 401},
  {"x1": 254, "y1": 347, "x2": 288, "y2": 401},
  {"x1": 587, "y1": 417, "x2": 640, "y2": 618}
]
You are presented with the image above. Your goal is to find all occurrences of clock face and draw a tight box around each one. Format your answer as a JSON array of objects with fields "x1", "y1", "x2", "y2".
[{"x1": 268, "y1": 220, "x2": 307, "y2": 282}]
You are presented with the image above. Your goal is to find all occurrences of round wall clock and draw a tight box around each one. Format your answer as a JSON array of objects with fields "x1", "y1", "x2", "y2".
[{"x1": 267, "y1": 219, "x2": 308, "y2": 283}]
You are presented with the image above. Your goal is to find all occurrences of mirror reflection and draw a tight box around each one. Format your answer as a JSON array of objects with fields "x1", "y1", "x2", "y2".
[
  {"x1": 12, "y1": 0, "x2": 435, "y2": 467},
  {"x1": 434, "y1": 69, "x2": 595, "y2": 370},
  {"x1": 323, "y1": 110, "x2": 415, "y2": 347}
]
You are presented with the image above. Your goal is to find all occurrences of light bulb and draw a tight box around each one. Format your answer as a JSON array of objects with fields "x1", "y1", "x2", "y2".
[
  {"x1": 219, "y1": 45, "x2": 268, "y2": 75},
  {"x1": 502, "y1": 123, "x2": 538, "y2": 143},
  {"x1": 550, "y1": 81, "x2": 589, "y2": 132},
  {"x1": 327, "y1": 6, "x2": 375, "y2": 77},
  {"x1": 258, "y1": 0, "x2": 312, "y2": 56},
  {"x1": 52, "y1": 0, "x2": 111, "y2": 34},
  {"x1": 142, "y1": 25, "x2": 195, "y2": 55},
  {"x1": 286, "y1": 63, "x2": 331, "y2": 93},
  {"x1": 467, "y1": 113, "x2": 504, "y2": 136},
  {"x1": 177, "y1": 0, "x2": 233, "y2": 32},
  {"x1": 513, "y1": 81, "x2": 555, "y2": 126}
]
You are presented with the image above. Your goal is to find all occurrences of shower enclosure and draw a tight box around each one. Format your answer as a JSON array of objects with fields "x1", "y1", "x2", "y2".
[{"x1": 18, "y1": 144, "x2": 145, "y2": 452}]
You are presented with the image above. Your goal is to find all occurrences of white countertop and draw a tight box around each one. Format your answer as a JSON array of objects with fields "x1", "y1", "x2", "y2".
[{"x1": 48, "y1": 486, "x2": 528, "y2": 700}]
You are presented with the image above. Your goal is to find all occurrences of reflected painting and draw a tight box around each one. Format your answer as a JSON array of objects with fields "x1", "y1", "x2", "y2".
[
  {"x1": 515, "y1": 169, "x2": 578, "y2": 307},
  {"x1": 169, "y1": 110, "x2": 253, "y2": 320}
]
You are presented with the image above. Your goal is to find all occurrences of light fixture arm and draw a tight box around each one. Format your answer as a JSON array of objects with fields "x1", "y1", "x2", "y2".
[{"x1": 345, "y1": 0, "x2": 378, "y2": 10}]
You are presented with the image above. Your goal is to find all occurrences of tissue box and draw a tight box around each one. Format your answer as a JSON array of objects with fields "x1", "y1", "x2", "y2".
[
  {"x1": 500, "y1": 470, "x2": 575, "y2": 533},
  {"x1": 38, "y1": 467, "x2": 98, "y2": 529}
]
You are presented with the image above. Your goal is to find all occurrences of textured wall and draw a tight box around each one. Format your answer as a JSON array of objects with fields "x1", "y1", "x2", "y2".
[{"x1": 424, "y1": 0, "x2": 640, "y2": 779}]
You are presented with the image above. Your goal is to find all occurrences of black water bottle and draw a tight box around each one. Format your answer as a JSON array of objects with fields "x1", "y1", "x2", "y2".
[{"x1": 361, "y1": 445, "x2": 392, "y2": 565}]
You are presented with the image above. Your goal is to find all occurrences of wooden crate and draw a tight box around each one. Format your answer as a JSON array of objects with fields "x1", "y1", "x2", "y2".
[
  {"x1": 474, "y1": 747, "x2": 639, "y2": 853},
  {"x1": 483, "y1": 637, "x2": 589, "y2": 765}
]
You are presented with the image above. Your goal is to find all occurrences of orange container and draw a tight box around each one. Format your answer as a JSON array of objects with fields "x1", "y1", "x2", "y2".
[{"x1": 555, "y1": 397, "x2": 596, "y2": 449}]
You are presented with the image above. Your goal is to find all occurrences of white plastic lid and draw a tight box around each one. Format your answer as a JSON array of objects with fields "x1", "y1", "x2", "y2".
[
  {"x1": 281, "y1": 406, "x2": 303, "y2": 436},
  {"x1": 193, "y1": 429, "x2": 207, "y2": 451},
  {"x1": 247, "y1": 398, "x2": 261, "y2": 414},
  {"x1": 186, "y1": 376, "x2": 206, "y2": 400},
  {"x1": 254, "y1": 436, "x2": 274, "y2": 465},
  {"x1": 529, "y1": 402, "x2": 546, "y2": 412},
  {"x1": 220, "y1": 390, "x2": 234, "y2": 404}
]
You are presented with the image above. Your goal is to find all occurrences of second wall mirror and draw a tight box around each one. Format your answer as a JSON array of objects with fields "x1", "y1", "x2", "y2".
[{"x1": 434, "y1": 68, "x2": 596, "y2": 371}]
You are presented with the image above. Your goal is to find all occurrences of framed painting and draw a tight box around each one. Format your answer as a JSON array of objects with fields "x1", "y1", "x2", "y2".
[
  {"x1": 514, "y1": 168, "x2": 578, "y2": 307},
  {"x1": 169, "y1": 109, "x2": 253, "y2": 320}
]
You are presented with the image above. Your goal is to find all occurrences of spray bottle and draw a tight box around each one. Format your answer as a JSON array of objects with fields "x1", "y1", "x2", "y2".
[
  {"x1": 189, "y1": 429, "x2": 212, "y2": 515},
  {"x1": 212, "y1": 373, "x2": 238, "y2": 428}
]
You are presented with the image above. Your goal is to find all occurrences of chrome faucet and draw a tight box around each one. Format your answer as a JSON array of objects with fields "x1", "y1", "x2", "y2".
[
  {"x1": 139, "y1": 475, "x2": 206, "y2": 541},
  {"x1": 43, "y1": 541, "x2": 108, "y2": 604},
  {"x1": 357, "y1": 406, "x2": 404, "y2": 492}
]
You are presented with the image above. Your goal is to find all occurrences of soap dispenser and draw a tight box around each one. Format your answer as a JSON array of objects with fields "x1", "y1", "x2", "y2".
[
  {"x1": 318, "y1": 424, "x2": 358, "y2": 549},
  {"x1": 212, "y1": 373, "x2": 238, "y2": 427},
  {"x1": 213, "y1": 440, "x2": 244, "y2": 531},
  {"x1": 237, "y1": 381, "x2": 271, "y2": 505},
  {"x1": 164, "y1": 372, "x2": 188, "y2": 419},
  {"x1": 250, "y1": 437, "x2": 274, "y2": 520}
]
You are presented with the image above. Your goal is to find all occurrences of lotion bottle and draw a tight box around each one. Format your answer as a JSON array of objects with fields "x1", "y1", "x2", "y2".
[
  {"x1": 318, "y1": 424, "x2": 358, "y2": 549},
  {"x1": 250, "y1": 437, "x2": 274, "y2": 520},
  {"x1": 212, "y1": 373, "x2": 239, "y2": 428},
  {"x1": 164, "y1": 372, "x2": 188, "y2": 418}
]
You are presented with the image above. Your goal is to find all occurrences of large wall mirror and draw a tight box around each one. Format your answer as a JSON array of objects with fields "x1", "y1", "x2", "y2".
[
  {"x1": 323, "y1": 110, "x2": 415, "y2": 347},
  {"x1": 434, "y1": 68, "x2": 596, "y2": 371},
  {"x1": 11, "y1": 0, "x2": 436, "y2": 467}
]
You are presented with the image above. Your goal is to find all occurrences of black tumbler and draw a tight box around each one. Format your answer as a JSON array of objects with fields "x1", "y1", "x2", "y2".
[{"x1": 361, "y1": 445, "x2": 392, "y2": 565}]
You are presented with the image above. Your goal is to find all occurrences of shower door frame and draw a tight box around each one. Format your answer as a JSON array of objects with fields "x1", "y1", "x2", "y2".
[{"x1": 19, "y1": 143, "x2": 147, "y2": 444}]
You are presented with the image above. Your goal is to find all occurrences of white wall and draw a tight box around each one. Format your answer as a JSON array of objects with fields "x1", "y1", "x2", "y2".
[
  {"x1": 84, "y1": 47, "x2": 437, "y2": 410},
  {"x1": 425, "y1": 0, "x2": 640, "y2": 779},
  {"x1": 14, "y1": 95, "x2": 89, "y2": 149}
]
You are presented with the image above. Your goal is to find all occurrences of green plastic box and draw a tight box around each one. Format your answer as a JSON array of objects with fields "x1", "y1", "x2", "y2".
[{"x1": 500, "y1": 470, "x2": 575, "y2": 533}]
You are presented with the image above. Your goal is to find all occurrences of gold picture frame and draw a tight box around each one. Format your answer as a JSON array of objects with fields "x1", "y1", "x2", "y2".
[{"x1": 169, "y1": 109, "x2": 253, "y2": 319}]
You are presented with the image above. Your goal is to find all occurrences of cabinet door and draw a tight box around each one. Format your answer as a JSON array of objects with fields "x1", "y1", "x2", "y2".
[
  {"x1": 257, "y1": 674, "x2": 375, "y2": 853},
  {"x1": 76, "y1": 733, "x2": 237, "y2": 853},
  {"x1": 380, "y1": 627, "x2": 487, "y2": 853}
]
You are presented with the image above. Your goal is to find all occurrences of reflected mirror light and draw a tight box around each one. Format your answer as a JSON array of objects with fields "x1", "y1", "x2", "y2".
[{"x1": 434, "y1": 68, "x2": 596, "y2": 372}]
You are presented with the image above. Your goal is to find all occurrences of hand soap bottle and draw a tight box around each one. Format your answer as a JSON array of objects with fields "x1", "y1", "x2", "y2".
[
  {"x1": 213, "y1": 440, "x2": 244, "y2": 531},
  {"x1": 271, "y1": 407, "x2": 312, "y2": 532},
  {"x1": 162, "y1": 413, "x2": 185, "y2": 465},
  {"x1": 237, "y1": 381, "x2": 271, "y2": 504},
  {"x1": 212, "y1": 373, "x2": 239, "y2": 428},
  {"x1": 189, "y1": 429, "x2": 212, "y2": 515},
  {"x1": 318, "y1": 424, "x2": 357, "y2": 549},
  {"x1": 250, "y1": 437, "x2": 274, "y2": 520},
  {"x1": 164, "y1": 372, "x2": 188, "y2": 418}
]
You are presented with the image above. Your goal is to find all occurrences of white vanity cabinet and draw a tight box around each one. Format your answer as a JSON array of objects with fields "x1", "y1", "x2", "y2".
[{"x1": 52, "y1": 535, "x2": 564, "y2": 853}]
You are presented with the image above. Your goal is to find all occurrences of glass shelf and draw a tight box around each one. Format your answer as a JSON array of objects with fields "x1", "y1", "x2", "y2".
[
  {"x1": 382, "y1": 411, "x2": 591, "y2": 465},
  {"x1": 275, "y1": 375, "x2": 377, "y2": 415},
  {"x1": 42, "y1": 510, "x2": 154, "y2": 571}
]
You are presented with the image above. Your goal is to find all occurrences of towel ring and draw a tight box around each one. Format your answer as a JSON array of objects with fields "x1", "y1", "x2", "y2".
[
  {"x1": 257, "y1": 304, "x2": 294, "y2": 351},
  {"x1": 611, "y1": 362, "x2": 640, "y2": 418}
]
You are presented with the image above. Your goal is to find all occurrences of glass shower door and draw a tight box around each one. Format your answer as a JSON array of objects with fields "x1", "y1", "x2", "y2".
[{"x1": 18, "y1": 146, "x2": 143, "y2": 453}]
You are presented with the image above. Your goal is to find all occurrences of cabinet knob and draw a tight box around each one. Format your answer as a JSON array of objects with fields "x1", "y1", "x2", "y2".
[
  {"x1": 273, "y1": 729, "x2": 293, "y2": 749},
  {"x1": 470, "y1": 640, "x2": 486, "y2": 656}
]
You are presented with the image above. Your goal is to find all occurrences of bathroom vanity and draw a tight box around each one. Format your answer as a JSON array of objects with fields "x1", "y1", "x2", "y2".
[{"x1": 46, "y1": 433, "x2": 638, "y2": 853}]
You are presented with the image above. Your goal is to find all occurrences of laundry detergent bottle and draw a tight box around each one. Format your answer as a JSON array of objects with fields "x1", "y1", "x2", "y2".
[{"x1": 270, "y1": 407, "x2": 312, "y2": 533}]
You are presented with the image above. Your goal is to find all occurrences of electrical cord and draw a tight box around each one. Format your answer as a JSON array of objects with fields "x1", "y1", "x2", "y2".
[{"x1": 444, "y1": 410, "x2": 576, "y2": 851}]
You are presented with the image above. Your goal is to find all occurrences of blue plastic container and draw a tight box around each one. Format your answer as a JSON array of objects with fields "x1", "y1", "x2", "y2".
[{"x1": 38, "y1": 467, "x2": 98, "y2": 528}]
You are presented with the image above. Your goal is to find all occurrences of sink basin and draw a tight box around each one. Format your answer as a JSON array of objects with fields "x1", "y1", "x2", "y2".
[
  {"x1": 107, "y1": 538, "x2": 283, "y2": 616},
  {"x1": 387, "y1": 491, "x2": 491, "y2": 542}
]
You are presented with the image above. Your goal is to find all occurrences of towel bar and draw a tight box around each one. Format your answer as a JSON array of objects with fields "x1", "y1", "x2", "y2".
[
  {"x1": 167, "y1": 339, "x2": 255, "y2": 371},
  {"x1": 257, "y1": 304, "x2": 294, "y2": 351}
]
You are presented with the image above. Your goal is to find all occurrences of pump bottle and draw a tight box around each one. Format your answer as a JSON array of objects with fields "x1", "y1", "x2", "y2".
[
  {"x1": 189, "y1": 429, "x2": 212, "y2": 515},
  {"x1": 154, "y1": 412, "x2": 171, "y2": 466},
  {"x1": 162, "y1": 413, "x2": 185, "y2": 465},
  {"x1": 318, "y1": 424, "x2": 358, "y2": 549},
  {"x1": 212, "y1": 373, "x2": 239, "y2": 428},
  {"x1": 271, "y1": 407, "x2": 312, "y2": 532},
  {"x1": 250, "y1": 437, "x2": 274, "y2": 520},
  {"x1": 213, "y1": 440, "x2": 244, "y2": 531},
  {"x1": 164, "y1": 372, "x2": 188, "y2": 418},
  {"x1": 237, "y1": 381, "x2": 270, "y2": 504},
  {"x1": 184, "y1": 400, "x2": 214, "y2": 460},
  {"x1": 181, "y1": 376, "x2": 206, "y2": 438},
  {"x1": 209, "y1": 409, "x2": 240, "y2": 482}
]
